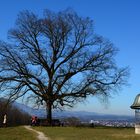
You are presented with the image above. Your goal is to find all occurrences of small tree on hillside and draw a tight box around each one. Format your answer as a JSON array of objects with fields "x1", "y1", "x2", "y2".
[
  {"x1": 0, "y1": 99, "x2": 30, "y2": 126},
  {"x1": 0, "y1": 9, "x2": 129, "y2": 125}
]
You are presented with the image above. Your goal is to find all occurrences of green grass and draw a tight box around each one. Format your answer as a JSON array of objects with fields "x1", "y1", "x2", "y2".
[
  {"x1": 34, "y1": 126, "x2": 140, "y2": 140},
  {"x1": 0, "y1": 126, "x2": 37, "y2": 140},
  {"x1": 1, "y1": 126, "x2": 140, "y2": 140}
]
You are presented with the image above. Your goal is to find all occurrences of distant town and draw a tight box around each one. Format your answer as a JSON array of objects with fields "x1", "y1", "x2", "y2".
[{"x1": 85, "y1": 120, "x2": 134, "y2": 127}]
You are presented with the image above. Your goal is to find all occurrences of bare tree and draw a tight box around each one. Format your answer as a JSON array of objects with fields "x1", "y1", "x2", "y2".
[{"x1": 0, "y1": 9, "x2": 129, "y2": 125}]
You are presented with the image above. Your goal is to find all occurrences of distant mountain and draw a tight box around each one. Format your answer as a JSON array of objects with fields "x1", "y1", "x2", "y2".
[
  {"x1": 13, "y1": 102, "x2": 46, "y2": 117},
  {"x1": 13, "y1": 101, "x2": 134, "y2": 121}
]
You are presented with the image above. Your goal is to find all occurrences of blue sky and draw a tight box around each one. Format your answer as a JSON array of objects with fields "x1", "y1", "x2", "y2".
[{"x1": 0, "y1": 0, "x2": 140, "y2": 115}]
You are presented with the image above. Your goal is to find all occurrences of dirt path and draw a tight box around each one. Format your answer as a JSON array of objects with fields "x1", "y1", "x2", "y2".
[{"x1": 24, "y1": 125, "x2": 49, "y2": 140}]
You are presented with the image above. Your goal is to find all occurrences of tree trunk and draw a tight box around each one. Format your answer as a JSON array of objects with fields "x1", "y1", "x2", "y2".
[{"x1": 46, "y1": 102, "x2": 52, "y2": 126}]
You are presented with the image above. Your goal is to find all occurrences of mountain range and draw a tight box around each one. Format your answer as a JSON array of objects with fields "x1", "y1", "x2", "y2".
[{"x1": 13, "y1": 101, "x2": 134, "y2": 121}]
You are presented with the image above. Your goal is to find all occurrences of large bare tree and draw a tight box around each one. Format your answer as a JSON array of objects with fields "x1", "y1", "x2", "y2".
[{"x1": 0, "y1": 9, "x2": 128, "y2": 125}]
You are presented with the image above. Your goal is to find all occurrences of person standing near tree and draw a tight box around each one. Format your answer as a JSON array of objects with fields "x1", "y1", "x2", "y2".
[{"x1": 3, "y1": 114, "x2": 7, "y2": 127}]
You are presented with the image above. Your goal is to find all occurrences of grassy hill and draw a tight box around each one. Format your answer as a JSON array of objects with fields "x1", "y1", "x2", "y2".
[
  {"x1": 0, "y1": 126, "x2": 37, "y2": 140},
  {"x1": 34, "y1": 127, "x2": 140, "y2": 140},
  {"x1": 1, "y1": 126, "x2": 140, "y2": 140}
]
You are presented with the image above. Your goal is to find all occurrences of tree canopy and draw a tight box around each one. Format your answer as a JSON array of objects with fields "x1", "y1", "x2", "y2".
[{"x1": 0, "y1": 9, "x2": 129, "y2": 124}]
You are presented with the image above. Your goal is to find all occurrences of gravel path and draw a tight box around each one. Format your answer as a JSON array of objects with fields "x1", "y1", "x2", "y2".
[{"x1": 24, "y1": 125, "x2": 49, "y2": 140}]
